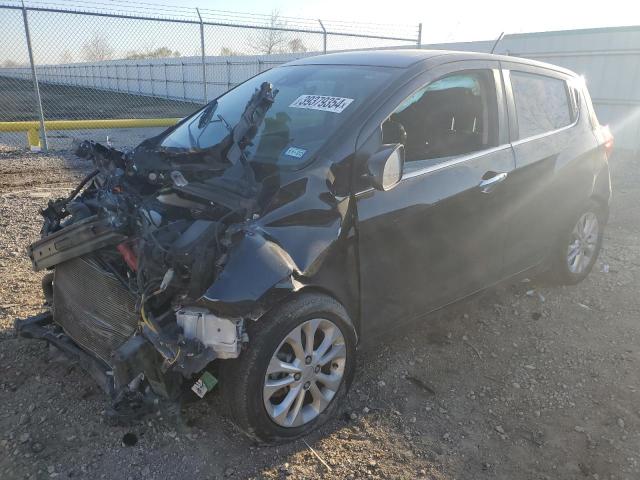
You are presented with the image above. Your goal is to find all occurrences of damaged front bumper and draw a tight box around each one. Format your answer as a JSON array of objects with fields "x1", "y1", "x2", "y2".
[
  {"x1": 16, "y1": 134, "x2": 258, "y2": 409},
  {"x1": 16, "y1": 78, "x2": 346, "y2": 415},
  {"x1": 14, "y1": 310, "x2": 219, "y2": 400},
  {"x1": 15, "y1": 312, "x2": 118, "y2": 396}
]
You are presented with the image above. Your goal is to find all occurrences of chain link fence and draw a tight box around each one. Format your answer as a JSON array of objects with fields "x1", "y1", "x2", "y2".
[{"x1": 0, "y1": 1, "x2": 420, "y2": 151}]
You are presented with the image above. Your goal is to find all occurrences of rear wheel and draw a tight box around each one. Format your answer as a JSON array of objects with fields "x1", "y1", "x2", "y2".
[
  {"x1": 220, "y1": 293, "x2": 356, "y2": 443},
  {"x1": 549, "y1": 201, "x2": 605, "y2": 285}
]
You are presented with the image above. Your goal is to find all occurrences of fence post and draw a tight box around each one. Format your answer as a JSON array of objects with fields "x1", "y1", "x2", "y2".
[
  {"x1": 196, "y1": 8, "x2": 208, "y2": 103},
  {"x1": 21, "y1": 3, "x2": 48, "y2": 152},
  {"x1": 164, "y1": 62, "x2": 168, "y2": 98},
  {"x1": 417, "y1": 23, "x2": 422, "y2": 48},
  {"x1": 181, "y1": 62, "x2": 186, "y2": 100},
  {"x1": 318, "y1": 19, "x2": 327, "y2": 54},
  {"x1": 150, "y1": 64, "x2": 154, "y2": 96}
]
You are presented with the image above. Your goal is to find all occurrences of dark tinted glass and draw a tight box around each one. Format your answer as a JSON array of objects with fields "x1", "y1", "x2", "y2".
[
  {"x1": 160, "y1": 65, "x2": 392, "y2": 168},
  {"x1": 511, "y1": 71, "x2": 572, "y2": 138},
  {"x1": 383, "y1": 70, "x2": 498, "y2": 171}
]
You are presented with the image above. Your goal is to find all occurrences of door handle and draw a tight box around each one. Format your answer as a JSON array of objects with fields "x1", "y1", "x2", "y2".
[{"x1": 478, "y1": 172, "x2": 508, "y2": 194}]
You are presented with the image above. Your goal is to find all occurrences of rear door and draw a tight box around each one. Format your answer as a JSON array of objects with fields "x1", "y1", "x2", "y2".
[
  {"x1": 355, "y1": 60, "x2": 516, "y2": 336},
  {"x1": 500, "y1": 63, "x2": 598, "y2": 275}
]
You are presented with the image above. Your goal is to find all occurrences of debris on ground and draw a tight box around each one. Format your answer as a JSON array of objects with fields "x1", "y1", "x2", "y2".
[{"x1": 1, "y1": 150, "x2": 639, "y2": 479}]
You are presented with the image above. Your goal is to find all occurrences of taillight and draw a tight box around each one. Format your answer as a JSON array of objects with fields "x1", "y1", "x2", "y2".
[{"x1": 602, "y1": 125, "x2": 614, "y2": 157}]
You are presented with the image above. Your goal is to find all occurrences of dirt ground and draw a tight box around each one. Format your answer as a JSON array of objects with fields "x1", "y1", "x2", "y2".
[{"x1": 0, "y1": 149, "x2": 638, "y2": 480}]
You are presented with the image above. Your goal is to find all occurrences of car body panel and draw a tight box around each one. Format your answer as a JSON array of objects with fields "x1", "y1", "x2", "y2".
[
  {"x1": 355, "y1": 144, "x2": 516, "y2": 337},
  {"x1": 500, "y1": 62, "x2": 610, "y2": 273},
  {"x1": 200, "y1": 165, "x2": 361, "y2": 326},
  {"x1": 16, "y1": 49, "x2": 612, "y2": 410}
]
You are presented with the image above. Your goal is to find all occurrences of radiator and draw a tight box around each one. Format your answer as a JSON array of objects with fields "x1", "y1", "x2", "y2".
[{"x1": 53, "y1": 256, "x2": 138, "y2": 366}]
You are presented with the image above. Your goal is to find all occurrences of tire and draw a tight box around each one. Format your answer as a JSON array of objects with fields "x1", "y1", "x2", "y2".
[
  {"x1": 548, "y1": 200, "x2": 605, "y2": 285},
  {"x1": 220, "y1": 292, "x2": 357, "y2": 443}
]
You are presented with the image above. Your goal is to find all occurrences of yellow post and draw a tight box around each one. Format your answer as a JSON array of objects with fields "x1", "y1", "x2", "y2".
[{"x1": 27, "y1": 128, "x2": 40, "y2": 150}]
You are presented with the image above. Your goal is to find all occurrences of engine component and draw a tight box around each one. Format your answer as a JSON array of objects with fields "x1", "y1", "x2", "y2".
[
  {"x1": 138, "y1": 219, "x2": 219, "y2": 299},
  {"x1": 176, "y1": 308, "x2": 242, "y2": 359},
  {"x1": 39, "y1": 168, "x2": 99, "y2": 234},
  {"x1": 29, "y1": 215, "x2": 128, "y2": 271},
  {"x1": 117, "y1": 242, "x2": 138, "y2": 271},
  {"x1": 54, "y1": 255, "x2": 139, "y2": 365}
]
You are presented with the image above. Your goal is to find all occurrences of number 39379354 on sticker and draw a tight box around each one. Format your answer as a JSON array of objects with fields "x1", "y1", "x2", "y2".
[{"x1": 289, "y1": 94, "x2": 354, "y2": 113}]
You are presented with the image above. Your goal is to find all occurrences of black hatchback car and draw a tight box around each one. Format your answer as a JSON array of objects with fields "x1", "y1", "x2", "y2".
[{"x1": 17, "y1": 49, "x2": 612, "y2": 442}]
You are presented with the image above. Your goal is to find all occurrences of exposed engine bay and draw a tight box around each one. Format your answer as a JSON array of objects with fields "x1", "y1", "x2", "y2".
[{"x1": 16, "y1": 83, "x2": 281, "y2": 413}]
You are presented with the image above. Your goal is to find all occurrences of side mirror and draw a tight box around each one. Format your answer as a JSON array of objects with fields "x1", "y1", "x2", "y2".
[{"x1": 368, "y1": 144, "x2": 405, "y2": 191}]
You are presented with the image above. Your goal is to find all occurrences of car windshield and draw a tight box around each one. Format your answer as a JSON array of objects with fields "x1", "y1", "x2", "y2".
[{"x1": 160, "y1": 65, "x2": 393, "y2": 168}]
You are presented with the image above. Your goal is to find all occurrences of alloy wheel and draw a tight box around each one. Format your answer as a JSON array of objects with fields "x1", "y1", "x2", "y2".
[
  {"x1": 567, "y1": 211, "x2": 599, "y2": 274},
  {"x1": 263, "y1": 318, "x2": 347, "y2": 428}
]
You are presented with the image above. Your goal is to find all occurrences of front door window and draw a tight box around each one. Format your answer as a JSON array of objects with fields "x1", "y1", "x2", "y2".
[{"x1": 382, "y1": 70, "x2": 499, "y2": 173}]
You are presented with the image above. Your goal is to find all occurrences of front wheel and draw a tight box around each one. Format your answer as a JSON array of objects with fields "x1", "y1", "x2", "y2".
[
  {"x1": 549, "y1": 201, "x2": 605, "y2": 285},
  {"x1": 220, "y1": 293, "x2": 357, "y2": 443}
]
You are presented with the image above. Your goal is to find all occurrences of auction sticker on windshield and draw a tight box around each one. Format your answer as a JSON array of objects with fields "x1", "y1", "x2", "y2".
[
  {"x1": 284, "y1": 146, "x2": 307, "y2": 158},
  {"x1": 289, "y1": 95, "x2": 354, "y2": 113}
]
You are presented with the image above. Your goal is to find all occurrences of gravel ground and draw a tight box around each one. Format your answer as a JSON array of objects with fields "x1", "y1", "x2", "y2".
[
  {"x1": 1, "y1": 149, "x2": 639, "y2": 480},
  {"x1": 0, "y1": 126, "x2": 170, "y2": 152}
]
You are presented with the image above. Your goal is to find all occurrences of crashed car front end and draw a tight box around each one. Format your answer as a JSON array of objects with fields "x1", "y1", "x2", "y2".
[
  {"x1": 16, "y1": 83, "x2": 284, "y2": 410},
  {"x1": 14, "y1": 63, "x2": 393, "y2": 426}
]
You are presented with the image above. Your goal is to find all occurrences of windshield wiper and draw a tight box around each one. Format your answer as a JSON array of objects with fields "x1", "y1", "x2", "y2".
[
  {"x1": 197, "y1": 100, "x2": 218, "y2": 129},
  {"x1": 217, "y1": 114, "x2": 232, "y2": 132},
  {"x1": 165, "y1": 83, "x2": 278, "y2": 209},
  {"x1": 221, "y1": 81, "x2": 278, "y2": 195},
  {"x1": 226, "y1": 82, "x2": 278, "y2": 167}
]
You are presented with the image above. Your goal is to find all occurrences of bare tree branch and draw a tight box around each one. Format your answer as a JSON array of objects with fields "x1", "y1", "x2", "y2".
[
  {"x1": 81, "y1": 33, "x2": 114, "y2": 62},
  {"x1": 251, "y1": 10, "x2": 288, "y2": 55}
]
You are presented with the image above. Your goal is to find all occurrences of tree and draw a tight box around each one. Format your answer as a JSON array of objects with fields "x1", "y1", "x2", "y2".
[
  {"x1": 2, "y1": 59, "x2": 19, "y2": 68},
  {"x1": 220, "y1": 46, "x2": 242, "y2": 56},
  {"x1": 287, "y1": 38, "x2": 307, "y2": 53},
  {"x1": 125, "y1": 46, "x2": 180, "y2": 60},
  {"x1": 81, "y1": 33, "x2": 114, "y2": 62},
  {"x1": 252, "y1": 10, "x2": 287, "y2": 55},
  {"x1": 59, "y1": 50, "x2": 74, "y2": 64}
]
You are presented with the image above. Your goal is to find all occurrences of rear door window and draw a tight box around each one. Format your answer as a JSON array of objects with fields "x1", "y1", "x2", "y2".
[
  {"x1": 510, "y1": 71, "x2": 572, "y2": 138},
  {"x1": 382, "y1": 70, "x2": 499, "y2": 172}
]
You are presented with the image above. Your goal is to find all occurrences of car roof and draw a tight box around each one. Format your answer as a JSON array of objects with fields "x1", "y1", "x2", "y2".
[
  {"x1": 285, "y1": 49, "x2": 576, "y2": 76},
  {"x1": 286, "y1": 49, "x2": 448, "y2": 68}
]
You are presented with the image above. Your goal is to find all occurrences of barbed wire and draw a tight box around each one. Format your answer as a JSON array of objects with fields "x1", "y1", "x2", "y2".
[{"x1": 0, "y1": 0, "x2": 419, "y2": 38}]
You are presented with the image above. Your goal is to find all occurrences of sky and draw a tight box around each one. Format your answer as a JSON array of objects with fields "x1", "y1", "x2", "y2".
[
  {"x1": 152, "y1": 0, "x2": 640, "y2": 42},
  {"x1": 1, "y1": 0, "x2": 639, "y2": 65}
]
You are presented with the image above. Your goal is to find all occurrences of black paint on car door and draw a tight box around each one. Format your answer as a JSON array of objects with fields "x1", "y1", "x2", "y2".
[
  {"x1": 500, "y1": 64, "x2": 600, "y2": 275},
  {"x1": 354, "y1": 62, "x2": 516, "y2": 338}
]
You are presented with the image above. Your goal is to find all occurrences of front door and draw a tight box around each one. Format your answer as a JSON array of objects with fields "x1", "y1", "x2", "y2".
[{"x1": 355, "y1": 63, "x2": 515, "y2": 336}]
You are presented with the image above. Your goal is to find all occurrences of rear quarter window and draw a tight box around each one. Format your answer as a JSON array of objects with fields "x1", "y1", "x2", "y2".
[{"x1": 511, "y1": 71, "x2": 573, "y2": 139}]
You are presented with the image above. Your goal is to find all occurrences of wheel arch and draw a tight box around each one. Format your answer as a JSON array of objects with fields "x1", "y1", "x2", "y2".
[
  {"x1": 197, "y1": 225, "x2": 361, "y2": 339},
  {"x1": 590, "y1": 161, "x2": 612, "y2": 222},
  {"x1": 253, "y1": 286, "x2": 360, "y2": 341}
]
